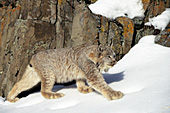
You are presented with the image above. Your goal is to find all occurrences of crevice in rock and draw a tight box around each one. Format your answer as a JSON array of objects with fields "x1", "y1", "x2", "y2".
[
  {"x1": 66, "y1": 0, "x2": 75, "y2": 9},
  {"x1": 106, "y1": 21, "x2": 111, "y2": 46},
  {"x1": 15, "y1": 70, "x2": 19, "y2": 77},
  {"x1": 131, "y1": 28, "x2": 137, "y2": 47},
  {"x1": 0, "y1": 3, "x2": 3, "y2": 8},
  {"x1": 96, "y1": 16, "x2": 102, "y2": 45}
]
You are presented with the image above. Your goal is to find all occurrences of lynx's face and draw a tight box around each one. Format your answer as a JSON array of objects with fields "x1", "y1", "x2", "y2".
[{"x1": 96, "y1": 46, "x2": 116, "y2": 72}]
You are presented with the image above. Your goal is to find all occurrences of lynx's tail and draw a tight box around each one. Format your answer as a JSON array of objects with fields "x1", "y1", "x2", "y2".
[{"x1": 7, "y1": 64, "x2": 41, "y2": 103}]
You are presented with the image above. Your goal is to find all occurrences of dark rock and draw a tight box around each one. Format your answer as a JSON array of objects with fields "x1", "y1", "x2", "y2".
[
  {"x1": 71, "y1": 3, "x2": 98, "y2": 46},
  {"x1": 133, "y1": 17, "x2": 144, "y2": 30},
  {"x1": 165, "y1": 0, "x2": 170, "y2": 7},
  {"x1": 144, "y1": 0, "x2": 166, "y2": 22},
  {"x1": 98, "y1": 16, "x2": 111, "y2": 46},
  {"x1": 142, "y1": 0, "x2": 150, "y2": 11},
  {"x1": 56, "y1": 0, "x2": 79, "y2": 48},
  {"x1": 115, "y1": 17, "x2": 134, "y2": 55},
  {"x1": 155, "y1": 23, "x2": 170, "y2": 47},
  {"x1": 108, "y1": 22, "x2": 124, "y2": 60},
  {"x1": 135, "y1": 25, "x2": 155, "y2": 44},
  {"x1": 136, "y1": 0, "x2": 169, "y2": 45}
]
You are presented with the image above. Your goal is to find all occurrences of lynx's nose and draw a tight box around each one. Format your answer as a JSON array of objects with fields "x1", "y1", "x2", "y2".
[
  {"x1": 112, "y1": 59, "x2": 116, "y2": 64},
  {"x1": 109, "y1": 60, "x2": 117, "y2": 67},
  {"x1": 112, "y1": 60, "x2": 117, "y2": 66}
]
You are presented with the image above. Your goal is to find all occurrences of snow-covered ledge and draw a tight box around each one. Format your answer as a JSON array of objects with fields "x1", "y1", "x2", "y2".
[
  {"x1": 145, "y1": 8, "x2": 170, "y2": 31},
  {"x1": 89, "y1": 0, "x2": 144, "y2": 19}
]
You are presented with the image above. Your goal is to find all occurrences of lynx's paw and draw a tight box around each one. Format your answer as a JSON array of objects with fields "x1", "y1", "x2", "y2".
[
  {"x1": 78, "y1": 86, "x2": 93, "y2": 94},
  {"x1": 102, "y1": 90, "x2": 124, "y2": 100},
  {"x1": 7, "y1": 97, "x2": 19, "y2": 103},
  {"x1": 41, "y1": 91, "x2": 65, "y2": 99}
]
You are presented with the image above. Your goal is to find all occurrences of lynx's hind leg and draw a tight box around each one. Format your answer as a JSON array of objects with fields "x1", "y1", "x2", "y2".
[
  {"x1": 40, "y1": 69, "x2": 64, "y2": 99},
  {"x1": 7, "y1": 65, "x2": 41, "y2": 103},
  {"x1": 76, "y1": 79, "x2": 93, "y2": 94}
]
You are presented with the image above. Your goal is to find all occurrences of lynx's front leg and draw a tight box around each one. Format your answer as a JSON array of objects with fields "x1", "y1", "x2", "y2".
[
  {"x1": 81, "y1": 60, "x2": 124, "y2": 100},
  {"x1": 87, "y1": 74, "x2": 123, "y2": 100},
  {"x1": 76, "y1": 79, "x2": 93, "y2": 94}
]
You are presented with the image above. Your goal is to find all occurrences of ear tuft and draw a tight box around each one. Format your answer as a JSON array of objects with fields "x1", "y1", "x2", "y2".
[
  {"x1": 110, "y1": 42, "x2": 114, "y2": 48},
  {"x1": 108, "y1": 41, "x2": 114, "y2": 48}
]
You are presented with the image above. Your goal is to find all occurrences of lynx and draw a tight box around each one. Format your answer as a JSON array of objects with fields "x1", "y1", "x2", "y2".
[{"x1": 7, "y1": 44, "x2": 123, "y2": 103}]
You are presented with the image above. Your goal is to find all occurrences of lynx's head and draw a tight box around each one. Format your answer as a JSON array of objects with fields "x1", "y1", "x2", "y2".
[{"x1": 96, "y1": 45, "x2": 116, "y2": 73}]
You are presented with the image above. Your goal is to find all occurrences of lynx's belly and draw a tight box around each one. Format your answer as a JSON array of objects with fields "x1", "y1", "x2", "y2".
[{"x1": 53, "y1": 58, "x2": 83, "y2": 83}]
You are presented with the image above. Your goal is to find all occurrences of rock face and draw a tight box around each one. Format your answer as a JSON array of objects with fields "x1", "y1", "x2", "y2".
[
  {"x1": 136, "y1": 0, "x2": 170, "y2": 46},
  {"x1": 0, "y1": 0, "x2": 170, "y2": 98},
  {"x1": 155, "y1": 23, "x2": 170, "y2": 47},
  {"x1": 115, "y1": 17, "x2": 134, "y2": 55},
  {"x1": 71, "y1": 3, "x2": 98, "y2": 46},
  {"x1": 0, "y1": 1, "x2": 57, "y2": 97}
]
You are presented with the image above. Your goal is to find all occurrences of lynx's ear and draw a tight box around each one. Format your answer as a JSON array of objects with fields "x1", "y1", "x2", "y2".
[
  {"x1": 108, "y1": 41, "x2": 114, "y2": 48},
  {"x1": 97, "y1": 45, "x2": 103, "y2": 52},
  {"x1": 110, "y1": 42, "x2": 114, "y2": 48},
  {"x1": 97, "y1": 45, "x2": 104, "y2": 58}
]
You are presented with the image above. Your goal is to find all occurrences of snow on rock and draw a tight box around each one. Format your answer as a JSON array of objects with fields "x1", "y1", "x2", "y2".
[
  {"x1": 145, "y1": 8, "x2": 170, "y2": 30},
  {"x1": 0, "y1": 35, "x2": 170, "y2": 113},
  {"x1": 89, "y1": 0, "x2": 144, "y2": 19}
]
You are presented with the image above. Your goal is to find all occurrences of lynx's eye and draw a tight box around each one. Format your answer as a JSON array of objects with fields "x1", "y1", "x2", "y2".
[
  {"x1": 107, "y1": 55, "x2": 112, "y2": 59},
  {"x1": 113, "y1": 54, "x2": 116, "y2": 58}
]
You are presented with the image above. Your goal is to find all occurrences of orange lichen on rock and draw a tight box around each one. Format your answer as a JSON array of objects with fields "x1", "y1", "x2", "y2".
[
  {"x1": 0, "y1": 4, "x2": 17, "y2": 46},
  {"x1": 83, "y1": 12, "x2": 88, "y2": 24},
  {"x1": 16, "y1": 4, "x2": 21, "y2": 9},
  {"x1": 11, "y1": 4, "x2": 21, "y2": 14},
  {"x1": 58, "y1": 0, "x2": 66, "y2": 5},
  {"x1": 116, "y1": 17, "x2": 134, "y2": 39},
  {"x1": 115, "y1": 17, "x2": 134, "y2": 54},
  {"x1": 6, "y1": 6, "x2": 12, "y2": 24},
  {"x1": 12, "y1": 8, "x2": 16, "y2": 14},
  {"x1": 58, "y1": 0, "x2": 62, "y2": 5},
  {"x1": 128, "y1": 24, "x2": 134, "y2": 34},
  {"x1": 167, "y1": 28, "x2": 170, "y2": 33},
  {"x1": 142, "y1": 0, "x2": 150, "y2": 11},
  {"x1": 153, "y1": 0, "x2": 165, "y2": 16}
]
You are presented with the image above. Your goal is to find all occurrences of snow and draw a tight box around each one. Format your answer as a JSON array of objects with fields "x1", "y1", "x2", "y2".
[
  {"x1": 0, "y1": 35, "x2": 170, "y2": 113},
  {"x1": 145, "y1": 8, "x2": 170, "y2": 30},
  {"x1": 89, "y1": 0, "x2": 144, "y2": 19}
]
